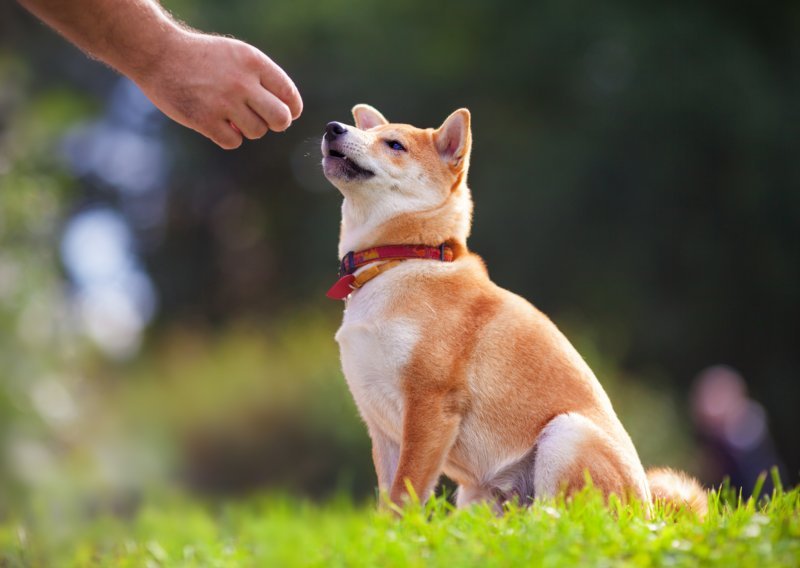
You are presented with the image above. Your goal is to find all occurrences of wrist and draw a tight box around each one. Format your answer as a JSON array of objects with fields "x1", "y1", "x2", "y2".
[{"x1": 117, "y1": 16, "x2": 188, "y2": 84}]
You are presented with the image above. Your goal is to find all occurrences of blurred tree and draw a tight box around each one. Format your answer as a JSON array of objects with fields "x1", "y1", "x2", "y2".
[{"x1": 0, "y1": 52, "x2": 97, "y2": 508}]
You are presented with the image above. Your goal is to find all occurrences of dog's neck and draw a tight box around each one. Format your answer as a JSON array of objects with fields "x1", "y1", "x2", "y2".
[{"x1": 337, "y1": 181, "x2": 474, "y2": 258}]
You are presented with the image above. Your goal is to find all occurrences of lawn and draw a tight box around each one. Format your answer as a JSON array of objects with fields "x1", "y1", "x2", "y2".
[{"x1": 2, "y1": 475, "x2": 798, "y2": 567}]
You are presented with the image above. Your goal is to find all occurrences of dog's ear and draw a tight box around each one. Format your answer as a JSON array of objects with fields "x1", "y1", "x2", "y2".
[
  {"x1": 434, "y1": 108, "x2": 471, "y2": 169},
  {"x1": 352, "y1": 104, "x2": 389, "y2": 130}
]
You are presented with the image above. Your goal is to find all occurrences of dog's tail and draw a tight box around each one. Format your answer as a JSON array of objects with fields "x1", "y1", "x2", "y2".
[{"x1": 647, "y1": 467, "x2": 708, "y2": 518}]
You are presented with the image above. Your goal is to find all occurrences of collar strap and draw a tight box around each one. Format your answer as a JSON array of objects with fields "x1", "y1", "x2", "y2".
[
  {"x1": 339, "y1": 244, "x2": 454, "y2": 277},
  {"x1": 350, "y1": 260, "x2": 403, "y2": 290},
  {"x1": 326, "y1": 243, "x2": 454, "y2": 300}
]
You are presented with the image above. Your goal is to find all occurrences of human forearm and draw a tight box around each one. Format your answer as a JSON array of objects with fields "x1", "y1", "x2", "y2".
[
  {"x1": 18, "y1": 0, "x2": 182, "y2": 79},
  {"x1": 17, "y1": 0, "x2": 303, "y2": 148}
]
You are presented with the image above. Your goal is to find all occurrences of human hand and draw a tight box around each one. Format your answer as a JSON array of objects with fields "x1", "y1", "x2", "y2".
[{"x1": 133, "y1": 30, "x2": 303, "y2": 149}]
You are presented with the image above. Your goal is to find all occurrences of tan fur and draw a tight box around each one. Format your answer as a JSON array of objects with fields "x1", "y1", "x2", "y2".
[
  {"x1": 647, "y1": 468, "x2": 708, "y2": 518},
  {"x1": 321, "y1": 104, "x2": 706, "y2": 516}
]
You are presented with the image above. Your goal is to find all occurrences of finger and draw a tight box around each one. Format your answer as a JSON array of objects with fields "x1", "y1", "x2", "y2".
[
  {"x1": 210, "y1": 121, "x2": 243, "y2": 150},
  {"x1": 257, "y1": 54, "x2": 303, "y2": 120},
  {"x1": 229, "y1": 105, "x2": 269, "y2": 140},
  {"x1": 248, "y1": 87, "x2": 293, "y2": 133}
]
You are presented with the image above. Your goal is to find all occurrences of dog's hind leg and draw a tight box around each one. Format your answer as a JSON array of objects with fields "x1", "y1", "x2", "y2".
[{"x1": 533, "y1": 413, "x2": 648, "y2": 502}]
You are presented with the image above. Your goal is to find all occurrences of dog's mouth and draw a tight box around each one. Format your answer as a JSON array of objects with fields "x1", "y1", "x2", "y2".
[{"x1": 323, "y1": 147, "x2": 374, "y2": 179}]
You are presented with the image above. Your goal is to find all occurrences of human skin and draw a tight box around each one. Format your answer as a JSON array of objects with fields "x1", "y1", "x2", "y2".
[{"x1": 18, "y1": 0, "x2": 303, "y2": 149}]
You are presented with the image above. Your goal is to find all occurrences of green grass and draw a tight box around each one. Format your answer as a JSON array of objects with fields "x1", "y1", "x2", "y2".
[{"x1": 2, "y1": 478, "x2": 799, "y2": 567}]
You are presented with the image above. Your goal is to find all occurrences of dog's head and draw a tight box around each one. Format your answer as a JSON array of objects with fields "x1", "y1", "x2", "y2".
[{"x1": 321, "y1": 105, "x2": 473, "y2": 255}]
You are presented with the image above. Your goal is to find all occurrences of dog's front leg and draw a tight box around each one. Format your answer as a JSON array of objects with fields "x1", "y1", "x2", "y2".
[
  {"x1": 368, "y1": 425, "x2": 399, "y2": 494},
  {"x1": 389, "y1": 389, "x2": 462, "y2": 507}
]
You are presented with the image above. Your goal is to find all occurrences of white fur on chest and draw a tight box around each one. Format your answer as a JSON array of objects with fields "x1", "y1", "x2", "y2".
[{"x1": 334, "y1": 272, "x2": 421, "y2": 440}]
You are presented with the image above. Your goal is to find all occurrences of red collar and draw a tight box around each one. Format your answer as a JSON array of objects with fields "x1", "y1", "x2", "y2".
[{"x1": 326, "y1": 244, "x2": 454, "y2": 300}]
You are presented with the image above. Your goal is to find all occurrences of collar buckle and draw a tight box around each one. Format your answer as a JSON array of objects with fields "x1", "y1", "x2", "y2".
[{"x1": 339, "y1": 251, "x2": 355, "y2": 277}]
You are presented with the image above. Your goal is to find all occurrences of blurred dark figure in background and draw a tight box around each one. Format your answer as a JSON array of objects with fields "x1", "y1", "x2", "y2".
[{"x1": 691, "y1": 365, "x2": 787, "y2": 496}]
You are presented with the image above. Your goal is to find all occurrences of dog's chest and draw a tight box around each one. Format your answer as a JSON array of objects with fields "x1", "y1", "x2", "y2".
[{"x1": 334, "y1": 288, "x2": 419, "y2": 440}]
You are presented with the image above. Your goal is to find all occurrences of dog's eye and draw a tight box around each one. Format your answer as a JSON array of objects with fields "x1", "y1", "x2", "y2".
[{"x1": 385, "y1": 140, "x2": 406, "y2": 152}]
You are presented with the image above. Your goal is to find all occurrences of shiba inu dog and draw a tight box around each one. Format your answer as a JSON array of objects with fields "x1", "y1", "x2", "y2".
[{"x1": 320, "y1": 104, "x2": 707, "y2": 516}]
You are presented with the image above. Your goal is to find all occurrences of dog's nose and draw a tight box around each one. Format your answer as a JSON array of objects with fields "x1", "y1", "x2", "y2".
[{"x1": 325, "y1": 122, "x2": 347, "y2": 141}]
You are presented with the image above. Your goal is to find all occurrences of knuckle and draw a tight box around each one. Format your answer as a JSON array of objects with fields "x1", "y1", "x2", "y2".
[
  {"x1": 275, "y1": 80, "x2": 302, "y2": 119},
  {"x1": 281, "y1": 81, "x2": 300, "y2": 107},
  {"x1": 242, "y1": 46, "x2": 265, "y2": 69},
  {"x1": 274, "y1": 79, "x2": 291, "y2": 101},
  {"x1": 244, "y1": 125, "x2": 267, "y2": 140},
  {"x1": 217, "y1": 100, "x2": 234, "y2": 118},
  {"x1": 292, "y1": 95, "x2": 303, "y2": 119},
  {"x1": 271, "y1": 116, "x2": 291, "y2": 132},
  {"x1": 229, "y1": 77, "x2": 248, "y2": 94},
  {"x1": 269, "y1": 105, "x2": 292, "y2": 132},
  {"x1": 217, "y1": 132, "x2": 242, "y2": 150}
]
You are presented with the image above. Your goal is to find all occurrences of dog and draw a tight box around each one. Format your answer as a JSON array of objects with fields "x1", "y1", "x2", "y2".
[{"x1": 320, "y1": 104, "x2": 707, "y2": 516}]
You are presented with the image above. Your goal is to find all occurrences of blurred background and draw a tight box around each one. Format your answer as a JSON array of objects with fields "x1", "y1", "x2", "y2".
[{"x1": 0, "y1": 0, "x2": 797, "y2": 515}]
